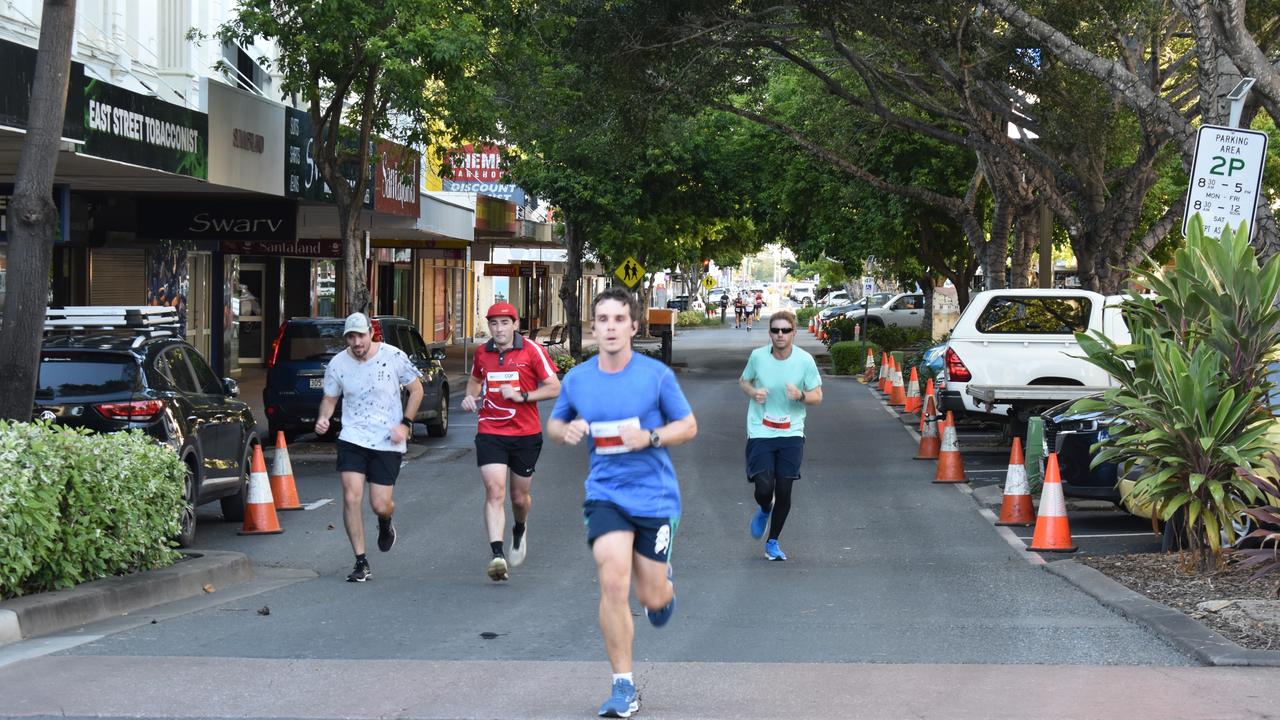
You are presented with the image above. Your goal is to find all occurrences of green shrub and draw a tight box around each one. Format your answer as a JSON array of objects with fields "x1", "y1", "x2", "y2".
[
  {"x1": 830, "y1": 340, "x2": 880, "y2": 375},
  {"x1": 551, "y1": 353, "x2": 576, "y2": 373},
  {"x1": 796, "y1": 306, "x2": 819, "y2": 325},
  {"x1": 0, "y1": 422, "x2": 185, "y2": 599},
  {"x1": 1075, "y1": 218, "x2": 1280, "y2": 569},
  {"x1": 822, "y1": 317, "x2": 862, "y2": 346},
  {"x1": 867, "y1": 324, "x2": 931, "y2": 352},
  {"x1": 676, "y1": 310, "x2": 706, "y2": 327}
]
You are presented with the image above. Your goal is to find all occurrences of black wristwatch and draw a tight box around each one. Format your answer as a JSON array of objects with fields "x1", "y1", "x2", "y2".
[
  {"x1": 520, "y1": 390, "x2": 530, "y2": 403},
  {"x1": 649, "y1": 430, "x2": 662, "y2": 448},
  {"x1": 400, "y1": 416, "x2": 414, "y2": 428}
]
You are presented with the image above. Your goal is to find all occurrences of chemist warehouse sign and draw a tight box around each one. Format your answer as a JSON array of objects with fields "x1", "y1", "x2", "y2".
[{"x1": 80, "y1": 79, "x2": 209, "y2": 179}]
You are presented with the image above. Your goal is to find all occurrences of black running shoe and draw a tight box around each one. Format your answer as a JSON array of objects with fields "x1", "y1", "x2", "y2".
[
  {"x1": 377, "y1": 516, "x2": 396, "y2": 552},
  {"x1": 347, "y1": 560, "x2": 371, "y2": 582}
]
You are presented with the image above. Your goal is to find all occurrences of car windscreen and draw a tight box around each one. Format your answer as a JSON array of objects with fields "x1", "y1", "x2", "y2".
[
  {"x1": 282, "y1": 323, "x2": 347, "y2": 361},
  {"x1": 975, "y1": 296, "x2": 1092, "y2": 334},
  {"x1": 37, "y1": 353, "x2": 142, "y2": 399}
]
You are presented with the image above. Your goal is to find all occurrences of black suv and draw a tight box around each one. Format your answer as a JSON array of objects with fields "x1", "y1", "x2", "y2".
[
  {"x1": 263, "y1": 316, "x2": 449, "y2": 442},
  {"x1": 36, "y1": 309, "x2": 259, "y2": 547}
]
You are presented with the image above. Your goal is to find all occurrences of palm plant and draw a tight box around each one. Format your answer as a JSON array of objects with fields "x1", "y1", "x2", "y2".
[{"x1": 1073, "y1": 218, "x2": 1280, "y2": 569}]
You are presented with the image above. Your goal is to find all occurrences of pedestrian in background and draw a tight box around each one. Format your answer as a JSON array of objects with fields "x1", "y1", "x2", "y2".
[
  {"x1": 738, "y1": 309, "x2": 822, "y2": 561},
  {"x1": 315, "y1": 312, "x2": 424, "y2": 583},
  {"x1": 461, "y1": 302, "x2": 560, "y2": 582},
  {"x1": 548, "y1": 287, "x2": 698, "y2": 718}
]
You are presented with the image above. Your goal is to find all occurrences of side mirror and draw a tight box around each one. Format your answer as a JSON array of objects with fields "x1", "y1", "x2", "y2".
[
  {"x1": 222, "y1": 378, "x2": 240, "y2": 397},
  {"x1": 430, "y1": 347, "x2": 447, "y2": 361}
]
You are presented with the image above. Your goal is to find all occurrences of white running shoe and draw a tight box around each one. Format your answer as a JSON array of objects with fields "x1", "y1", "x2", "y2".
[
  {"x1": 509, "y1": 526, "x2": 527, "y2": 567},
  {"x1": 487, "y1": 555, "x2": 509, "y2": 581}
]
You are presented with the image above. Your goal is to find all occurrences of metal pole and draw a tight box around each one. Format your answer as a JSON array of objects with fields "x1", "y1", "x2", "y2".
[
  {"x1": 1227, "y1": 78, "x2": 1256, "y2": 128},
  {"x1": 463, "y1": 244, "x2": 471, "y2": 373},
  {"x1": 1038, "y1": 201, "x2": 1053, "y2": 288}
]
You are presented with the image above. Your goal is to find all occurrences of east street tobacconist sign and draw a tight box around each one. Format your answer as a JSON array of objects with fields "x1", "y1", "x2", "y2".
[{"x1": 81, "y1": 79, "x2": 209, "y2": 179}]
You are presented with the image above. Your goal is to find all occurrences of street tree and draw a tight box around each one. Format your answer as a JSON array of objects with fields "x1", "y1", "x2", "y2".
[
  {"x1": 219, "y1": 0, "x2": 491, "y2": 314},
  {"x1": 0, "y1": 0, "x2": 77, "y2": 422}
]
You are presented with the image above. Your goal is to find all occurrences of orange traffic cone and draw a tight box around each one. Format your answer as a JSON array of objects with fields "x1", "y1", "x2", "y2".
[
  {"x1": 863, "y1": 348, "x2": 877, "y2": 383},
  {"x1": 878, "y1": 353, "x2": 890, "y2": 392},
  {"x1": 889, "y1": 365, "x2": 907, "y2": 407},
  {"x1": 1029, "y1": 453, "x2": 1077, "y2": 552},
  {"x1": 933, "y1": 411, "x2": 966, "y2": 483},
  {"x1": 903, "y1": 367, "x2": 921, "y2": 414},
  {"x1": 239, "y1": 444, "x2": 283, "y2": 535},
  {"x1": 269, "y1": 432, "x2": 303, "y2": 511},
  {"x1": 995, "y1": 438, "x2": 1035, "y2": 526},
  {"x1": 919, "y1": 378, "x2": 936, "y2": 433},
  {"x1": 914, "y1": 393, "x2": 941, "y2": 460}
]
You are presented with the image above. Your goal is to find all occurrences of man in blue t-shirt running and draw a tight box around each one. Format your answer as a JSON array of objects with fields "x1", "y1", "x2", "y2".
[
  {"x1": 549, "y1": 287, "x2": 698, "y2": 719},
  {"x1": 739, "y1": 308, "x2": 823, "y2": 561}
]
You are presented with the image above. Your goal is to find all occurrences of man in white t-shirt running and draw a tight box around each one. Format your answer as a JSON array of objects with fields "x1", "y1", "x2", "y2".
[{"x1": 316, "y1": 312, "x2": 424, "y2": 583}]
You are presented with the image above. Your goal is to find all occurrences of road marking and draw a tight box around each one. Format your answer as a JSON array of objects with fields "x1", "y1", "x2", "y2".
[
  {"x1": 978, "y1": 507, "x2": 1045, "y2": 565},
  {"x1": 964, "y1": 469, "x2": 1010, "y2": 474},
  {"x1": 304, "y1": 499, "x2": 333, "y2": 510},
  {"x1": 1015, "y1": 532, "x2": 1154, "y2": 539}
]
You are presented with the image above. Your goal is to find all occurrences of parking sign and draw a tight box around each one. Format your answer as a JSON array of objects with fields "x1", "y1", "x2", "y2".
[{"x1": 1183, "y1": 125, "x2": 1269, "y2": 240}]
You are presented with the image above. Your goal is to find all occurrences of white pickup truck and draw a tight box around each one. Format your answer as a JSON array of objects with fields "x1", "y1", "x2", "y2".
[
  {"x1": 845, "y1": 292, "x2": 928, "y2": 329},
  {"x1": 937, "y1": 289, "x2": 1132, "y2": 424}
]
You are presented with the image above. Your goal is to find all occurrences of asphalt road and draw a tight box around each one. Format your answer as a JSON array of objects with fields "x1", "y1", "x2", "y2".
[{"x1": 8, "y1": 320, "x2": 1280, "y2": 719}]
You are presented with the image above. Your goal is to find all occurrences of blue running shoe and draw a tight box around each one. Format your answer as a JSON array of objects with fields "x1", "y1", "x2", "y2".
[
  {"x1": 645, "y1": 564, "x2": 675, "y2": 627},
  {"x1": 765, "y1": 539, "x2": 787, "y2": 561},
  {"x1": 598, "y1": 678, "x2": 639, "y2": 718},
  {"x1": 749, "y1": 507, "x2": 770, "y2": 539}
]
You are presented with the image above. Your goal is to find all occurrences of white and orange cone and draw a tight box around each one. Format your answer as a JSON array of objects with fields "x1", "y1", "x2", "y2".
[
  {"x1": 919, "y1": 378, "x2": 936, "y2": 433},
  {"x1": 995, "y1": 437, "x2": 1035, "y2": 526},
  {"x1": 903, "y1": 367, "x2": 921, "y2": 414},
  {"x1": 863, "y1": 348, "x2": 877, "y2": 383},
  {"x1": 1029, "y1": 453, "x2": 1077, "y2": 552},
  {"x1": 238, "y1": 444, "x2": 283, "y2": 535},
  {"x1": 933, "y1": 411, "x2": 966, "y2": 483},
  {"x1": 914, "y1": 393, "x2": 941, "y2": 460},
  {"x1": 269, "y1": 432, "x2": 303, "y2": 511},
  {"x1": 879, "y1": 353, "x2": 891, "y2": 393},
  {"x1": 889, "y1": 364, "x2": 907, "y2": 407}
]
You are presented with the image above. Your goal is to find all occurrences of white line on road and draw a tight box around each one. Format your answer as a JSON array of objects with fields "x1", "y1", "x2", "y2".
[
  {"x1": 304, "y1": 499, "x2": 333, "y2": 510},
  {"x1": 978, "y1": 507, "x2": 1046, "y2": 565},
  {"x1": 1015, "y1": 532, "x2": 1155, "y2": 539}
]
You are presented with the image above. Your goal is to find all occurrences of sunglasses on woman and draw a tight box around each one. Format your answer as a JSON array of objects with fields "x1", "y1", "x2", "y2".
[{"x1": 769, "y1": 327, "x2": 794, "y2": 335}]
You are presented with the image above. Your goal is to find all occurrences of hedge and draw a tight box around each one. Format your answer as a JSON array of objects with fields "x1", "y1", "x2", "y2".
[
  {"x1": 0, "y1": 421, "x2": 185, "y2": 600},
  {"x1": 796, "y1": 306, "x2": 820, "y2": 325},
  {"x1": 866, "y1": 324, "x2": 932, "y2": 352},
  {"x1": 830, "y1": 340, "x2": 881, "y2": 375}
]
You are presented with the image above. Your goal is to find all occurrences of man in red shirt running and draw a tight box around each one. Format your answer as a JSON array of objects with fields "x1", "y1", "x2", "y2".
[{"x1": 461, "y1": 302, "x2": 561, "y2": 581}]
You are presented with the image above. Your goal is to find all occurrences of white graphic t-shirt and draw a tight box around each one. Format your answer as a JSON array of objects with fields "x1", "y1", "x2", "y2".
[{"x1": 322, "y1": 343, "x2": 422, "y2": 452}]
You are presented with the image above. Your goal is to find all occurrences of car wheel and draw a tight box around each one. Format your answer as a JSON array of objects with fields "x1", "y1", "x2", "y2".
[
  {"x1": 427, "y1": 389, "x2": 449, "y2": 437},
  {"x1": 176, "y1": 462, "x2": 198, "y2": 548},
  {"x1": 220, "y1": 442, "x2": 253, "y2": 523}
]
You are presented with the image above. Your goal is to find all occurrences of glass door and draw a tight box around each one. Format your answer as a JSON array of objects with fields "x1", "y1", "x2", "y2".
[
  {"x1": 186, "y1": 252, "x2": 211, "y2": 359},
  {"x1": 238, "y1": 263, "x2": 266, "y2": 365}
]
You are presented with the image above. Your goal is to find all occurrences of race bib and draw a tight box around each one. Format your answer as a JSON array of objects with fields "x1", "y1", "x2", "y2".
[
  {"x1": 763, "y1": 414, "x2": 792, "y2": 430},
  {"x1": 486, "y1": 371, "x2": 519, "y2": 394},
  {"x1": 590, "y1": 417, "x2": 641, "y2": 455}
]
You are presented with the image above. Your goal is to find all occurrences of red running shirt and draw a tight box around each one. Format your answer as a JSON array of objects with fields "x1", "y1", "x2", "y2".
[{"x1": 469, "y1": 334, "x2": 558, "y2": 436}]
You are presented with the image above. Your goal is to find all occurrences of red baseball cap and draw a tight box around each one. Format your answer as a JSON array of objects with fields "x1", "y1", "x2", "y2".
[{"x1": 485, "y1": 302, "x2": 519, "y2": 320}]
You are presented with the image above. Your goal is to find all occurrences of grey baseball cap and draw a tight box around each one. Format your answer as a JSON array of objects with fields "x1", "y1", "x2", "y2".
[{"x1": 343, "y1": 312, "x2": 371, "y2": 336}]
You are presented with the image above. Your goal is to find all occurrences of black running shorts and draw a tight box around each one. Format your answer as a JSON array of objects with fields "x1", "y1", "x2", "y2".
[
  {"x1": 584, "y1": 500, "x2": 677, "y2": 563},
  {"x1": 475, "y1": 432, "x2": 543, "y2": 476},
  {"x1": 336, "y1": 440, "x2": 403, "y2": 486}
]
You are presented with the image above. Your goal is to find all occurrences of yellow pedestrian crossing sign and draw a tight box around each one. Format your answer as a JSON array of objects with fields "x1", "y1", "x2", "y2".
[
  {"x1": 615, "y1": 256, "x2": 645, "y2": 288},
  {"x1": 702, "y1": 275, "x2": 717, "y2": 291}
]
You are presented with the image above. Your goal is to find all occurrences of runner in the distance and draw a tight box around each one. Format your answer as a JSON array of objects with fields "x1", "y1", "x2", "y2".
[
  {"x1": 733, "y1": 294, "x2": 745, "y2": 328},
  {"x1": 739, "y1": 308, "x2": 822, "y2": 561},
  {"x1": 744, "y1": 292, "x2": 756, "y2": 331},
  {"x1": 548, "y1": 287, "x2": 698, "y2": 718},
  {"x1": 315, "y1": 312, "x2": 424, "y2": 583},
  {"x1": 460, "y1": 302, "x2": 560, "y2": 581}
]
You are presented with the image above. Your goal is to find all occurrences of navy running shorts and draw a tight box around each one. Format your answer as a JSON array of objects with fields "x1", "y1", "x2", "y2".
[
  {"x1": 474, "y1": 432, "x2": 543, "y2": 476},
  {"x1": 745, "y1": 436, "x2": 806, "y2": 481},
  {"x1": 583, "y1": 500, "x2": 678, "y2": 563},
  {"x1": 336, "y1": 440, "x2": 403, "y2": 486}
]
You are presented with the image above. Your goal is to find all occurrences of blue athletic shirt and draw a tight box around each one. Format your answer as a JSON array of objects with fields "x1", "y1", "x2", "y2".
[{"x1": 551, "y1": 353, "x2": 693, "y2": 517}]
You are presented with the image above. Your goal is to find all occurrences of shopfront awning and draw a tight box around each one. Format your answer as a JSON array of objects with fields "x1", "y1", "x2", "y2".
[{"x1": 296, "y1": 190, "x2": 474, "y2": 243}]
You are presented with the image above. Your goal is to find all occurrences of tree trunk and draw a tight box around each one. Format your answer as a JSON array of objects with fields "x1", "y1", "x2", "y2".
[
  {"x1": 339, "y1": 202, "x2": 370, "y2": 315},
  {"x1": 559, "y1": 219, "x2": 584, "y2": 358},
  {"x1": 1011, "y1": 205, "x2": 1040, "y2": 289},
  {"x1": 0, "y1": 0, "x2": 77, "y2": 422}
]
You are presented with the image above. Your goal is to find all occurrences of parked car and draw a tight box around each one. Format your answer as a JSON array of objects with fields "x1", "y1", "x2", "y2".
[
  {"x1": 938, "y1": 289, "x2": 1132, "y2": 423},
  {"x1": 819, "y1": 290, "x2": 852, "y2": 306},
  {"x1": 666, "y1": 295, "x2": 691, "y2": 311},
  {"x1": 790, "y1": 283, "x2": 816, "y2": 305},
  {"x1": 37, "y1": 306, "x2": 259, "y2": 547},
  {"x1": 845, "y1": 292, "x2": 927, "y2": 329},
  {"x1": 1041, "y1": 394, "x2": 1121, "y2": 504},
  {"x1": 263, "y1": 316, "x2": 450, "y2": 443},
  {"x1": 818, "y1": 302, "x2": 860, "y2": 322}
]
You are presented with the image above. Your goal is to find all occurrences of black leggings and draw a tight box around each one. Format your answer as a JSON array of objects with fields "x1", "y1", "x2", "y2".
[{"x1": 752, "y1": 473, "x2": 795, "y2": 541}]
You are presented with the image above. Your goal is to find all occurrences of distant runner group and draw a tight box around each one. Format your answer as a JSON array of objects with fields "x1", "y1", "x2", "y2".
[{"x1": 317, "y1": 291, "x2": 821, "y2": 718}]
